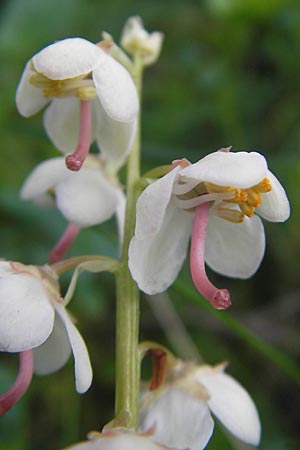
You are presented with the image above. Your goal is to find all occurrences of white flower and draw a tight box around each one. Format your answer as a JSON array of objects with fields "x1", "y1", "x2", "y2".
[
  {"x1": 0, "y1": 261, "x2": 92, "y2": 394},
  {"x1": 21, "y1": 156, "x2": 122, "y2": 228},
  {"x1": 139, "y1": 361, "x2": 261, "y2": 449},
  {"x1": 64, "y1": 429, "x2": 170, "y2": 450},
  {"x1": 120, "y1": 16, "x2": 164, "y2": 66},
  {"x1": 20, "y1": 156, "x2": 125, "y2": 262},
  {"x1": 16, "y1": 37, "x2": 139, "y2": 169},
  {"x1": 129, "y1": 149, "x2": 290, "y2": 308}
]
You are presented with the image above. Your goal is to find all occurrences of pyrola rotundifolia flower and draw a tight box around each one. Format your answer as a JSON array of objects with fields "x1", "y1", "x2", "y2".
[
  {"x1": 139, "y1": 360, "x2": 261, "y2": 450},
  {"x1": 120, "y1": 16, "x2": 164, "y2": 66},
  {"x1": 129, "y1": 148, "x2": 290, "y2": 308},
  {"x1": 64, "y1": 429, "x2": 171, "y2": 450},
  {"x1": 0, "y1": 261, "x2": 92, "y2": 415},
  {"x1": 21, "y1": 156, "x2": 125, "y2": 262},
  {"x1": 16, "y1": 37, "x2": 139, "y2": 170}
]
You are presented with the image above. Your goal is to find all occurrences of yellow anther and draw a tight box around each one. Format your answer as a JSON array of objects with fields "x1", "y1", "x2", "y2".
[
  {"x1": 253, "y1": 177, "x2": 272, "y2": 193},
  {"x1": 77, "y1": 86, "x2": 97, "y2": 100},
  {"x1": 216, "y1": 207, "x2": 244, "y2": 223},
  {"x1": 239, "y1": 202, "x2": 255, "y2": 217},
  {"x1": 246, "y1": 189, "x2": 262, "y2": 208},
  {"x1": 225, "y1": 188, "x2": 247, "y2": 204}
]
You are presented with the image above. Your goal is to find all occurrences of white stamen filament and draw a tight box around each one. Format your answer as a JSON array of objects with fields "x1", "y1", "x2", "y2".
[
  {"x1": 172, "y1": 191, "x2": 235, "y2": 210},
  {"x1": 172, "y1": 179, "x2": 203, "y2": 195}
]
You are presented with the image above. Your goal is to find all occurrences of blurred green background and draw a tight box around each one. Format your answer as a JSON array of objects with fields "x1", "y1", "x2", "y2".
[{"x1": 0, "y1": 0, "x2": 300, "y2": 449}]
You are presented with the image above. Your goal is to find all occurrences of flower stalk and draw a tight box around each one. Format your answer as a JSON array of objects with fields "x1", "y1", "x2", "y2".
[{"x1": 114, "y1": 55, "x2": 143, "y2": 429}]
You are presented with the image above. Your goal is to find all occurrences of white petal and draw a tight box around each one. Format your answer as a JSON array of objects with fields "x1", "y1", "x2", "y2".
[
  {"x1": 55, "y1": 168, "x2": 119, "y2": 227},
  {"x1": 205, "y1": 214, "x2": 265, "y2": 278},
  {"x1": 43, "y1": 98, "x2": 82, "y2": 153},
  {"x1": 180, "y1": 151, "x2": 268, "y2": 189},
  {"x1": 92, "y1": 56, "x2": 139, "y2": 122},
  {"x1": 93, "y1": 100, "x2": 137, "y2": 165},
  {"x1": 54, "y1": 302, "x2": 92, "y2": 393},
  {"x1": 64, "y1": 434, "x2": 164, "y2": 450},
  {"x1": 21, "y1": 157, "x2": 70, "y2": 200},
  {"x1": 139, "y1": 388, "x2": 214, "y2": 450},
  {"x1": 257, "y1": 170, "x2": 290, "y2": 222},
  {"x1": 0, "y1": 261, "x2": 16, "y2": 276},
  {"x1": 134, "y1": 167, "x2": 180, "y2": 239},
  {"x1": 32, "y1": 38, "x2": 106, "y2": 80},
  {"x1": 33, "y1": 313, "x2": 71, "y2": 375},
  {"x1": 15, "y1": 61, "x2": 50, "y2": 117},
  {"x1": 196, "y1": 370, "x2": 261, "y2": 446},
  {"x1": 129, "y1": 205, "x2": 193, "y2": 294},
  {"x1": 0, "y1": 274, "x2": 54, "y2": 352}
]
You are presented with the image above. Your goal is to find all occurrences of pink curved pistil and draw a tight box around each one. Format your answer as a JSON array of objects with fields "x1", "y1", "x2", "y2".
[
  {"x1": 65, "y1": 100, "x2": 92, "y2": 171},
  {"x1": 0, "y1": 350, "x2": 34, "y2": 416},
  {"x1": 190, "y1": 202, "x2": 231, "y2": 310},
  {"x1": 49, "y1": 223, "x2": 80, "y2": 263}
]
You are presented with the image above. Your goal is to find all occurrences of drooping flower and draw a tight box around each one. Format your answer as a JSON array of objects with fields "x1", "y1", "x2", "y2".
[
  {"x1": 139, "y1": 359, "x2": 261, "y2": 450},
  {"x1": 129, "y1": 148, "x2": 290, "y2": 308},
  {"x1": 0, "y1": 261, "x2": 92, "y2": 415},
  {"x1": 63, "y1": 428, "x2": 171, "y2": 450},
  {"x1": 16, "y1": 37, "x2": 139, "y2": 170},
  {"x1": 120, "y1": 16, "x2": 164, "y2": 66},
  {"x1": 20, "y1": 155, "x2": 125, "y2": 262}
]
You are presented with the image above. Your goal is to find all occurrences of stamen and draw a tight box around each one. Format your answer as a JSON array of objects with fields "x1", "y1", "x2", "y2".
[
  {"x1": 0, "y1": 350, "x2": 33, "y2": 416},
  {"x1": 190, "y1": 202, "x2": 231, "y2": 309},
  {"x1": 239, "y1": 202, "x2": 255, "y2": 217},
  {"x1": 253, "y1": 177, "x2": 272, "y2": 193},
  {"x1": 172, "y1": 179, "x2": 203, "y2": 196},
  {"x1": 172, "y1": 191, "x2": 235, "y2": 210},
  {"x1": 48, "y1": 223, "x2": 80, "y2": 263},
  {"x1": 212, "y1": 207, "x2": 244, "y2": 223},
  {"x1": 65, "y1": 100, "x2": 92, "y2": 171}
]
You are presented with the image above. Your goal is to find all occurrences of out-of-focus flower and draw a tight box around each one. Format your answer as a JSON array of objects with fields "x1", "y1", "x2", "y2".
[
  {"x1": 64, "y1": 428, "x2": 170, "y2": 450},
  {"x1": 16, "y1": 37, "x2": 139, "y2": 170},
  {"x1": 0, "y1": 261, "x2": 92, "y2": 415},
  {"x1": 121, "y1": 16, "x2": 164, "y2": 66},
  {"x1": 21, "y1": 156, "x2": 125, "y2": 262},
  {"x1": 129, "y1": 149, "x2": 290, "y2": 308},
  {"x1": 139, "y1": 360, "x2": 261, "y2": 450}
]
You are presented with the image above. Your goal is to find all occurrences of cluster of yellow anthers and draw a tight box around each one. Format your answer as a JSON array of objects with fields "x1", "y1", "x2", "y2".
[
  {"x1": 176, "y1": 177, "x2": 272, "y2": 223},
  {"x1": 29, "y1": 68, "x2": 96, "y2": 101}
]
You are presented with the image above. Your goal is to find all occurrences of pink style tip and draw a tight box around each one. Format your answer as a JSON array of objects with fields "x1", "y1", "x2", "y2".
[
  {"x1": 65, "y1": 154, "x2": 84, "y2": 171},
  {"x1": 211, "y1": 289, "x2": 231, "y2": 310}
]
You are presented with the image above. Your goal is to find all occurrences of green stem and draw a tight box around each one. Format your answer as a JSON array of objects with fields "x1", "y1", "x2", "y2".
[{"x1": 114, "y1": 56, "x2": 143, "y2": 429}]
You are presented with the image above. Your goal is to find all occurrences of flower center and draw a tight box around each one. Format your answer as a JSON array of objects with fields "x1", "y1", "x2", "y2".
[
  {"x1": 29, "y1": 66, "x2": 97, "y2": 101},
  {"x1": 172, "y1": 177, "x2": 272, "y2": 223}
]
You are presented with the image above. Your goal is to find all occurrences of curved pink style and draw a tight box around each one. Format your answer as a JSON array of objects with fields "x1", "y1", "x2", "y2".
[
  {"x1": 49, "y1": 223, "x2": 80, "y2": 263},
  {"x1": 0, "y1": 350, "x2": 34, "y2": 415},
  {"x1": 65, "y1": 100, "x2": 92, "y2": 171},
  {"x1": 190, "y1": 202, "x2": 231, "y2": 310}
]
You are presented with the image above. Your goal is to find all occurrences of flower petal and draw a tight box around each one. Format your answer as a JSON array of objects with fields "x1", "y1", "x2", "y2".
[
  {"x1": 134, "y1": 167, "x2": 180, "y2": 239},
  {"x1": 129, "y1": 205, "x2": 193, "y2": 294},
  {"x1": 180, "y1": 151, "x2": 268, "y2": 189},
  {"x1": 205, "y1": 214, "x2": 265, "y2": 278},
  {"x1": 139, "y1": 388, "x2": 214, "y2": 450},
  {"x1": 21, "y1": 157, "x2": 70, "y2": 201},
  {"x1": 257, "y1": 170, "x2": 290, "y2": 222},
  {"x1": 92, "y1": 56, "x2": 139, "y2": 122},
  {"x1": 33, "y1": 313, "x2": 71, "y2": 375},
  {"x1": 0, "y1": 274, "x2": 54, "y2": 352},
  {"x1": 54, "y1": 302, "x2": 92, "y2": 393},
  {"x1": 64, "y1": 434, "x2": 166, "y2": 450},
  {"x1": 93, "y1": 100, "x2": 137, "y2": 165},
  {"x1": 32, "y1": 38, "x2": 106, "y2": 80},
  {"x1": 15, "y1": 61, "x2": 50, "y2": 117},
  {"x1": 43, "y1": 98, "x2": 82, "y2": 153},
  {"x1": 196, "y1": 370, "x2": 261, "y2": 446},
  {"x1": 55, "y1": 168, "x2": 119, "y2": 227}
]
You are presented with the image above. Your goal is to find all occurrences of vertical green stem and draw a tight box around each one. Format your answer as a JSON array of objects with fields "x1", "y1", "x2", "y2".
[{"x1": 115, "y1": 56, "x2": 143, "y2": 430}]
